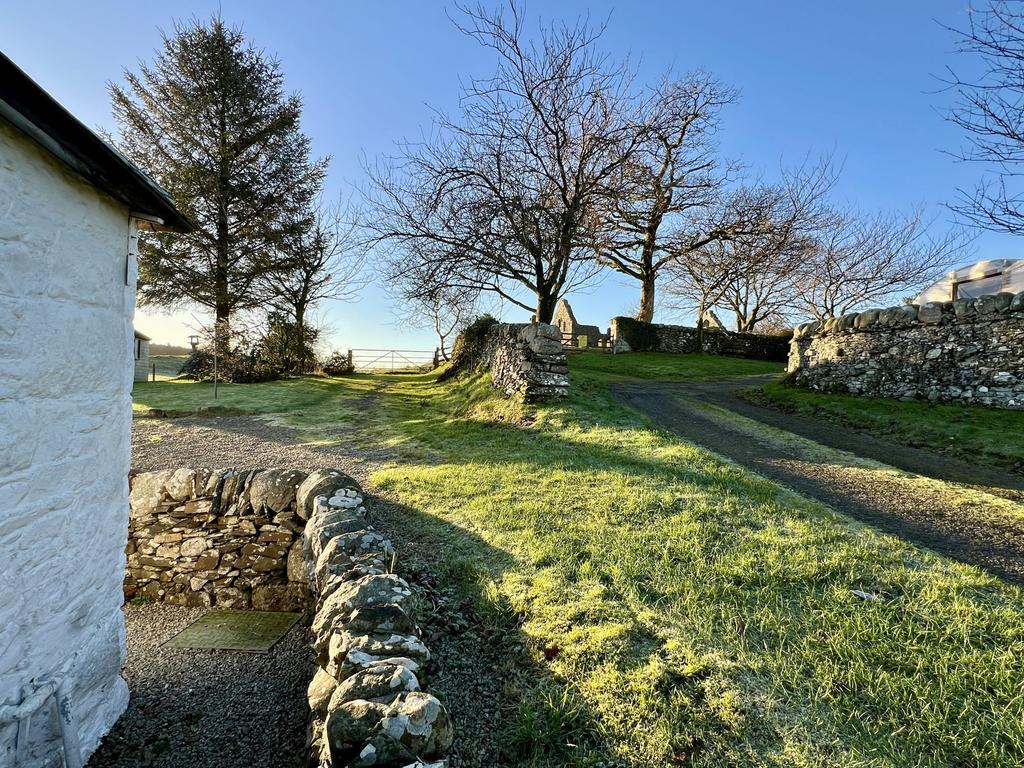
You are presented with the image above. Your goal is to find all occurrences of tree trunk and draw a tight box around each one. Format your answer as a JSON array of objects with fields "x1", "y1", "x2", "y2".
[
  {"x1": 535, "y1": 292, "x2": 557, "y2": 324},
  {"x1": 635, "y1": 243, "x2": 657, "y2": 323},
  {"x1": 636, "y1": 271, "x2": 656, "y2": 323},
  {"x1": 695, "y1": 295, "x2": 707, "y2": 352}
]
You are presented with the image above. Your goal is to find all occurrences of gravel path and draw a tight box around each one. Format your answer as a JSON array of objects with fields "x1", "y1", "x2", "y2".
[
  {"x1": 132, "y1": 414, "x2": 388, "y2": 476},
  {"x1": 614, "y1": 377, "x2": 1024, "y2": 586},
  {"x1": 121, "y1": 410, "x2": 513, "y2": 767},
  {"x1": 88, "y1": 605, "x2": 313, "y2": 768}
]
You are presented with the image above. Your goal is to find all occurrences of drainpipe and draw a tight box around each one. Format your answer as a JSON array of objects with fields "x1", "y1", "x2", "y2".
[{"x1": 0, "y1": 678, "x2": 82, "y2": 768}]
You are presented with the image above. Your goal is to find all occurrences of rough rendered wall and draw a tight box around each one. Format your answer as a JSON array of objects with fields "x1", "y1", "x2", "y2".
[
  {"x1": 788, "y1": 292, "x2": 1024, "y2": 408},
  {"x1": 0, "y1": 120, "x2": 134, "y2": 764}
]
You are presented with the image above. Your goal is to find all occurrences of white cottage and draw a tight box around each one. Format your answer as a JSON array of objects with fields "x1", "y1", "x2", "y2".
[
  {"x1": 0, "y1": 54, "x2": 190, "y2": 767},
  {"x1": 133, "y1": 329, "x2": 151, "y2": 383}
]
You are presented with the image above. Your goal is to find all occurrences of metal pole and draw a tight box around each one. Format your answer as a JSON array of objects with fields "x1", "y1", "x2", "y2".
[{"x1": 152, "y1": 362, "x2": 156, "y2": 382}]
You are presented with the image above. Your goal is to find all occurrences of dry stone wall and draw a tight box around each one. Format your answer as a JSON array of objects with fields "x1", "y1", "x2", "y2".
[
  {"x1": 788, "y1": 291, "x2": 1024, "y2": 408},
  {"x1": 482, "y1": 322, "x2": 569, "y2": 401},
  {"x1": 610, "y1": 317, "x2": 790, "y2": 362},
  {"x1": 303, "y1": 475, "x2": 452, "y2": 767},
  {"x1": 126, "y1": 467, "x2": 335, "y2": 610}
]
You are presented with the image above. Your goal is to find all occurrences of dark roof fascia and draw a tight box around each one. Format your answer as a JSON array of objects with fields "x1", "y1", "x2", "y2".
[
  {"x1": 0, "y1": 53, "x2": 193, "y2": 232},
  {"x1": 133, "y1": 329, "x2": 152, "y2": 341}
]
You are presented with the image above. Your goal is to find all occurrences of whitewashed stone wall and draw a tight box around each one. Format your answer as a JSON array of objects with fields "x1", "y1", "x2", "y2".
[{"x1": 0, "y1": 120, "x2": 136, "y2": 765}]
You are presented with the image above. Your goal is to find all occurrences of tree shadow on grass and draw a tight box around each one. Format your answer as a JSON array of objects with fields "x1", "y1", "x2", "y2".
[{"x1": 371, "y1": 494, "x2": 631, "y2": 768}]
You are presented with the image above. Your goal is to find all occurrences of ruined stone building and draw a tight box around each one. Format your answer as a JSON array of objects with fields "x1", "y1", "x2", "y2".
[{"x1": 552, "y1": 299, "x2": 607, "y2": 347}]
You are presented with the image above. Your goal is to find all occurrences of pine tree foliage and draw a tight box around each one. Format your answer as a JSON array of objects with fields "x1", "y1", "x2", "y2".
[{"x1": 110, "y1": 17, "x2": 327, "y2": 323}]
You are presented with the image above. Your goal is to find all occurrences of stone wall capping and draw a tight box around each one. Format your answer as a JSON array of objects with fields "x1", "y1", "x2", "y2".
[{"x1": 303, "y1": 484, "x2": 453, "y2": 767}]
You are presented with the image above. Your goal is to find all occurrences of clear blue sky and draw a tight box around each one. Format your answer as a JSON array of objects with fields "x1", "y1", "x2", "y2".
[{"x1": 4, "y1": 1, "x2": 1013, "y2": 349}]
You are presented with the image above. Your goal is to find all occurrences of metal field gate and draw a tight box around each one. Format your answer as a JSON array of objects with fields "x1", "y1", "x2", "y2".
[{"x1": 348, "y1": 348, "x2": 439, "y2": 373}]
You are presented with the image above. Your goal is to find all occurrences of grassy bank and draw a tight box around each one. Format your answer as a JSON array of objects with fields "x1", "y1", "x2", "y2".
[
  {"x1": 132, "y1": 354, "x2": 1024, "y2": 767},
  {"x1": 568, "y1": 349, "x2": 783, "y2": 381},
  {"x1": 755, "y1": 382, "x2": 1024, "y2": 470}
]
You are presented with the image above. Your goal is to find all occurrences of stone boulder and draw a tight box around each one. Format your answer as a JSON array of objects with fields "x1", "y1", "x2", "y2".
[
  {"x1": 312, "y1": 574, "x2": 415, "y2": 657},
  {"x1": 305, "y1": 506, "x2": 370, "y2": 565},
  {"x1": 248, "y1": 468, "x2": 307, "y2": 514},
  {"x1": 308, "y1": 667, "x2": 339, "y2": 715},
  {"x1": 331, "y1": 665, "x2": 420, "y2": 706},
  {"x1": 315, "y1": 531, "x2": 394, "y2": 586},
  {"x1": 918, "y1": 301, "x2": 946, "y2": 324},
  {"x1": 325, "y1": 693, "x2": 452, "y2": 767},
  {"x1": 296, "y1": 470, "x2": 363, "y2": 519}
]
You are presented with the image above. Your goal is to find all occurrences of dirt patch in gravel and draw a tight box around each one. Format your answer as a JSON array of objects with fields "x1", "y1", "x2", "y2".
[
  {"x1": 88, "y1": 605, "x2": 314, "y2": 768},
  {"x1": 614, "y1": 377, "x2": 1024, "y2": 586}
]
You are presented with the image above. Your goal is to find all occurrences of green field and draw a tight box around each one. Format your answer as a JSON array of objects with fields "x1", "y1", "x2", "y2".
[
  {"x1": 132, "y1": 353, "x2": 1024, "y2": 767},
  {"x1": 147, "y1": 354, "x2": 188, "y2": 380},
  {"x1": 755, "y1": 381, "x2": 1024, "y2": 470}
]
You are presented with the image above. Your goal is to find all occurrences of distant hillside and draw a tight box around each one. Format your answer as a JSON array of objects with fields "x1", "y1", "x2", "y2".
[{"x1": 149, "y1": 343, "x2": 191, "y2": 356}]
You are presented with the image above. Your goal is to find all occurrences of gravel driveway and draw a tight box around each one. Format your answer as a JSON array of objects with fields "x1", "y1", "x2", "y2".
[
  {"x1": 88, "y1": 606, "x2": 313, "y2": 768},
  {"x1": 614, "y1": 376, "x2": 1024, "y2": 586}
]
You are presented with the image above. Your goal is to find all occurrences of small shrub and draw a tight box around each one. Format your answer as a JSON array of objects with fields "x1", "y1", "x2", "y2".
[
  {"x1": 322, "y1": 351, "x2": 354, "y2": 376},
  {"x1": 178, "y1": 349, "x2": 213, "y2": 380},
  {"x1": 176, "y1": 343, "x2": 279, "y2": 383},
  {"x1": 439, "y1": 314, "x2": 499, "y2": 381}
]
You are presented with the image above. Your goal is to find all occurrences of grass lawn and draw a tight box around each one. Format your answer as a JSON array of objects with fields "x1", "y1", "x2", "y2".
[
  {"x1": 147, "y1": 354, "x2": 189, "y2": 380},
  {"x1": 132, "y1": 354, "x2": 1024, "y2": 767},
  {"x1": 569, "y1": 349, "x2": 783, "y2": 381},
  {"x1": 755, "y1": 382, "x2": 1024, "y2": 471},
  {"x1": 132, "y1": 374, "x2": 378, "y2": 416}
]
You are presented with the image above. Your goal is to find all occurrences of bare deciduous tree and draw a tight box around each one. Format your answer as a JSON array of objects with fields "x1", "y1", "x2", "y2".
[
  {"x1": 367, "y1": 1, "x2": 639, "y2": 323},
  {"x1": 263, "y1": 200, "x2": 366, "y2": 359},
  {"x1": 945, "y1": 2, "x2": 1024, "y2": 234},
  {"x1": 602, "y1": 72, "x2": 738, "y2": 322},
  {"x1": 795, "y1": 209, "x2": 967, "y2": 320},
  {"x1": 269, "y1": 205, "x2": 365, "y2": 325},
  {"x1": 409, "y1": 285, "x2": 480, "y2": 361},
  {"x1": 718, "y1": 160, "x2": 837, "y2": 331},
  {"x1": 662, "y1": 238, "x2": 743, "y2": 337},
  {"x1": 662, "y1": 181, "x2": 803, "y2": 341}
]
